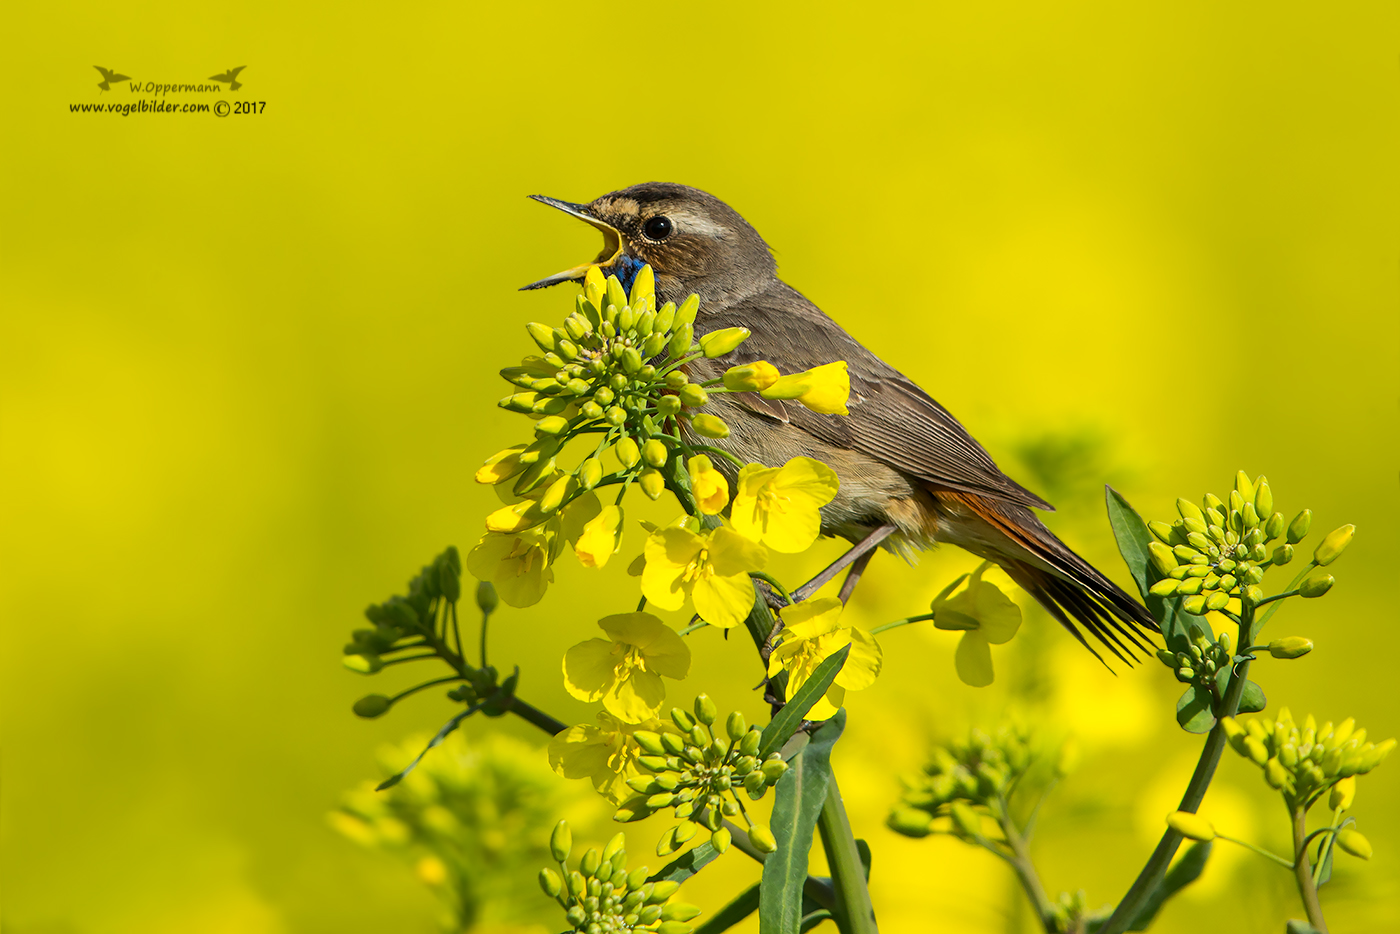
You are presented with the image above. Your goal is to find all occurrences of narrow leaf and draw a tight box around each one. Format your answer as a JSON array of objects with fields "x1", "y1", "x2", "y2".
[
  {"x1": 1125, "y1": 840, "x2": 1212, "y2": 930},
  {"x1": 375, "y1": 701, "x2": 483, "y2": 790},
  {"x1": 759, "y1": 645, "x2": 850, "y2": 760},
  {"x1": 855, "y1": 839, "x2": 872, "y2": 881},
  {"x1": 693, "y1": 882, "x2": 760, "y2": 934},
  {"x1": 1175, "y1": 686, "x2": 1216, "y2": 734},
  {"x1": 759, "y1": 710, "x2": 845, "y2": 934},
  {"x1": 1105, "y1": 487, "x2": 1182, "y2": 647},
  {"x1": 799, "y1": 910, "x2": 834, "y2": 932},
  {"x1": 648, "y1": 842, "x2": 720, "y2": 885}
]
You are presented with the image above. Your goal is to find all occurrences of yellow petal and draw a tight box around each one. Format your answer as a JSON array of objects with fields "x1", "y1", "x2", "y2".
[
  {"x1": 547, "y1": 723, "x2": 609, "y2": 779},
  {"x1": 475, "y1": 444, "x2": 528, "y2": 484},
  {"x1": 836, "y1": 626, "x2": 883, "y2": 691},
  {"x1": 562, "y1": 638, "x2": 618, "y2": 701},
  {"x1": 560, "y1": 490, "x2": 602, "y2": 544},
  {"x1": 575, "y1": 505, "x2": 623, "y2": 568},
  {"x1": 954, "y1": 632, "x2": 994, "y2": 687},
  {"x1": 606, "y1": 669, "x2": 667, "y2": 722},
  {"x1": 706, "y1": 526, "x2": 769, "y2": 576},
  {"x1": 780, "y1": 597, "x2": 846, "y2": 641},
  {"x1": 692, "y1": 571, "x2": 757, "y2": 629},
  {"x1": 687, "y1": 455, "x2": 731, "y2": 515},
  {"x1": 641, "y1": 528, "x2": 703, "y2": 610},
  {"x1": 801, "y1": 681, "x2": 846, "y2": 721},
  {"x1": 793, "y1": 362, "x2": 850, "y2": 415}
]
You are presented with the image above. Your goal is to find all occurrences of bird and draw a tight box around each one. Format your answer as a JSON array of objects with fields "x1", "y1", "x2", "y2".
[
  {"x1": 209, "y1": 67, "x2": 246, "y2": 91},
  {"x1": 521, "y1": 183, "x2": 1158, "y2": 665},
  {"x1": 94, "y1": 66, "x2": 130, "y2": 92}
]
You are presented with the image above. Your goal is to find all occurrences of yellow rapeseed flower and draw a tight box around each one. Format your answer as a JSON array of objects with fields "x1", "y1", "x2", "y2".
[
  {"x1": 574, "y1": 505, "x2": 623, "y2": 569},
  {"x1": 759, "y1": 361, "x2": 850, "y2": 415},
  {"x1": 768, "y1": 597, "x2": 882, "y2": 721},
  {"x1": 547, "y1": 711, "x2": 679, "y2": 804},
  {"x1": 933, "y1": 563, "x2": 1022, "y2": 687},
  {"x1": 730, "y1": 457, "x2": 839, "y2": 553},
  {"x1": 642, "y1": 524, "x2": 767, "y2": 629},
  {"x1": 465, "y1": 527, "x2": 555, "y2": 608},
  {"x1": 563, "y1": 613, "x2": 691, "y2": 722},
  {"x1": 687, "y1": 455, "x2": 729, "y2": 515}
]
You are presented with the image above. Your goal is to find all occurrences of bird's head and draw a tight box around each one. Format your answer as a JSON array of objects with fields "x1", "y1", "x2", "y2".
[{"x1": 521, "y1": 182, "x2": 776, "y2": 308}]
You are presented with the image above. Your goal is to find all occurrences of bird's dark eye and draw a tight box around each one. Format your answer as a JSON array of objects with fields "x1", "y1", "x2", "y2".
[{"x1": 642, "y1": 216, "x2": 673, "y2": 241}]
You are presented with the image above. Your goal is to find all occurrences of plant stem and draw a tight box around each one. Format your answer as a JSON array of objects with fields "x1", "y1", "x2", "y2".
[
  {"x1": 816, "y1": 778, "x2": 878, "y2": 934},
  {"x1": 997, "y1": 800, "x2": 1057, "y2": 932},
  {"x1": 1098, "y1": 606, "x2": 1257, "y2": 934},
  {"x1": 869, "y1": 612, "x2": 936, "y2": 635},
  {"x1": 506, "y1": 696, "x2": 567, "y2": 735},
  {"x1": 1292, "y1": 806, "x2": 1330, "y2": 932}
]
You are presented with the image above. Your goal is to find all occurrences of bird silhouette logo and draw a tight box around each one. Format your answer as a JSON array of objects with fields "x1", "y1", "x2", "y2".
[
  {"x1": 94, "y1": 66, "x2": 130, "y2": 92},
  {"x1": 209, "y1": 66, "x2": 246, "y2": 91}
]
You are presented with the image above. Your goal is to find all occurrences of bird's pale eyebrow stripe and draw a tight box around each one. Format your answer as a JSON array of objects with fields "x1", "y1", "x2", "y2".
[{"x1": 664, "y1": 210, "x2": 728, "y2": 238}]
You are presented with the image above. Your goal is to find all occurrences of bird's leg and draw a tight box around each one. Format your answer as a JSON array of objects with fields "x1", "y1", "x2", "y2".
[
  {"x1": 792, "y1": 524, "x2": 897, "y2": 603},
  {"x1": 836, "y1": 548, "x2": 878, "y2": 605}
]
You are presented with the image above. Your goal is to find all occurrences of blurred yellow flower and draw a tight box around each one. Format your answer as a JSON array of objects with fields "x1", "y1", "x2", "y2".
[
  {"x1": 768, "y1": 597, "x2": 882, "y2": 721},
  {"x1": 547, "y1": 711, "x2": 678, "y2": 804},
  {"x1": 687, "y1": 455, "x2": 730, "y2": 515},
  {"x1": 563, "y1": 613, "x2": 691, "y2": 721},
  {"x1": 933, "y1": 563, "x2": 1022, "y2": 687},
  {"x1": 466, "y1": 527, "x2": 554, "y2": 608},
  {"x1": 642, "y1": 524, "x2": 767, "y2": 628},
  {"x1": 759, "y1": 361, "x2": 850, "y2": 415},
  {"x1": 574, "y1": 505, "x2": 622, "y2": 569},
  {"x1": 730, "y1": 457, "x2": 839, "y2": 553}
]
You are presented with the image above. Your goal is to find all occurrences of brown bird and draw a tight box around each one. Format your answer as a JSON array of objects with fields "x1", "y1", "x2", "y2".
[{"x1": 522, "y1": 183, "x2": 1157, "y2": 664}]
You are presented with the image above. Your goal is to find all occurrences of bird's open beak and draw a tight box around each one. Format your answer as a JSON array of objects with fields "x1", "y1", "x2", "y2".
[{"x1": 519, "y1": 195, "x2": 627, "y2": 290}]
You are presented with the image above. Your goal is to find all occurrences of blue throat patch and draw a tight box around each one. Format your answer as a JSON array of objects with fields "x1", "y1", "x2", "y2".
[{"x1": 604, "y1": 254, "x2": 645, "y2": 295}]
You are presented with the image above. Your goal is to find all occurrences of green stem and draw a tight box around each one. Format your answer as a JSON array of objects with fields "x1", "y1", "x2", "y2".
[
  {"x1": 749, "y1": 571, "x2": 794, "y2": 608},
  {"x1": 869, "y1": 612, "x2": 936, "y2": 635},
  {"x1": 1292, "y1": 807, "x2": 1330, "y2": 931},
  {"x1": 690, "y1": 444, "x2": 746, "y2": 469},
  {"x1": 387, "y1": 675, "x2": 462, "y2": 705},
  {"x1": 997, "y1": 800, "x2": 1057, "y2": 933},
  {"x1": 1098, "y1": 605, "x2": 1257, "y2": 934},
  {"x1": 816, "y1": 779, "x2": 878, "y2": 934},
  {"x1": 1214, "y1": 833, "x2": 1295, "y2": 869}
]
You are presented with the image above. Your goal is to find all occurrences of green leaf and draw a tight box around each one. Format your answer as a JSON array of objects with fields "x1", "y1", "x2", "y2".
[
  {"x1": 758, "y1": 645, "x2": 850, "y2": 760},
  {"x1": 375, "y1": 701, "x2": 483, "y2": 790},
  {"x1": 1238, "y1": 680, "x2": 1267, "y2": 714},
  {"x1": 759, "y1": 710, "x2": 845, "y2": 934},
  {"x1": 693, "y1": 882, "x2": 760, "y2": 934},
  {"x1": 1175, "y1": 686, "x2": 1216, "y2": 734},
  {"x1": 799, "y1": 910, "x2": 834, "y2": 932},
  {"x1": 855, "y1": 839, "x2": 872, "y2": 881},
  {"x1": 1105, "y1": 487, "x2": 1182, "y2": 647},
  {"x1": 1124, "y1": 840, "x2": 1212, "y2": 931},
  {"x1": 648, "y1": 842, "x2": 720, "y2": 885}
]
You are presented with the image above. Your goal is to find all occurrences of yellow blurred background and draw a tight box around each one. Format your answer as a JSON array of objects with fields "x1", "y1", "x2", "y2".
[{"x1": 2, "y1": 2, "x2": 1397, "y2": 932}]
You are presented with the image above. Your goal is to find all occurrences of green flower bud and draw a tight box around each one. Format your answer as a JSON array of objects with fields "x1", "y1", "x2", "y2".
[
  {"x1": 565, "y1": 905, "x2": 586, "y2": 926},
  {"x1": 678, "y1": 384, "x2": 708, "y2": 407},
  {"x1": 1186, "y1": 531, "x2": 1213, "y2": 552},
  {"x1": 662, "y1": 902, "x2": 703, "y2": 923},
  {"x1": 534, "y1": 415, "x2": 569, "y2": 438},
  {"x1": 526, "y1": 322, "x2": 556, "y2": 353},
  {"x1": 499, "y1": 391, "x2": 540, "y2": 413},
  {"x1": 640, "y1": 468, "x2": 665, "y2": 500},
  {"x1": 671, "y1": 708, "x2": 696, "y2": 731},
  {"x1": 633, "y1": 731, "x2": 667, "y2": 756},
  {"x1": 1241, "y1": 502, "x2": 1259, "y2": 532},
  {"x1": 1183, "y1": 516, "x2": 1208, "y2": 536},
  {"x1": 888, "y1": 807, "x2": 934, "y2": 837},
  {"x1": 665, "y1": 370, "x2": 689, "y2": 389},
  {"x1": 352, "y1": 694, "x2": 391, "y2": 718},
  {"x1": 615, "y1": 437, "x2": 641, "y2": 469},
  {"x1": 709, "y1": 826, "x2": 731, "y2": 854},
  {"x1": 538, "y1": 867, "x2": 562, "y2": 897},
  {"x1": 579, "y1": 400, "x2": 602, "y2": 419},
  {"x1": 621, "y1": 346, "x2": 643, "y2": 374},
  {"x1": 555, "y1": 338, "x2": 578, "y2": 361},
  {"x1": 660, "y1": 732, "x2": 687, "y2": 756},
  {"x1": 1173, "y1": 544, "x2": 1201, "y2": 562},
  {"x1": 1204, "y1": 590, "x2": 1229, "y2": 612},
  {"x1": 637, "y1": 755, "x2": 668, "y2": 773},
  {"x1": 1265, "y1": 758, "x2": 1291, "y2": 789},
  {"x1": 672, "y1": 822, "x2": 697, "y2": 845},
  {"x1": 1177, "y1": 498, "x2": 1205, "y2": 521},
  {"x1": 748, "y1": 825, "x2": 777, "y2": 853},
  {"x1": 1300, "y1": 574, "x2": 1334, "y2": 598},
  {"x1": 1148, "y1": 520, "x2": 1175, "y2": 543},
  {"x1": 743, "y1": 770, "x2": 766, "y2": 796},
  {"x1": 691, "y1": 414, "x2": 730, "y2": 439},
  {"x1": 1149, "y1": 578, "x2": 1179, "y2": 597},
  {"x1": 654, "y1": 302, "x2": 676, "y2": 334},
  {"x1": 1337, "y1": 829, "x2": 1373, "y2": 860},
  {"x1": 1235, "y1": 470, "x2": 1255, "y2": 501},
  {"x1": 1243, "y1": 584, "x2": 1264, "y2": 605},
  {"x1": 739, "y1": 730, "x2": 760, "y2": 757},
  {"x1": 550, "y1": 821, "x2": 573, "y2": 862},
  {"x1": 605, "y1": 405, "x2": 627, "y2": 427},
  {"x1": 1182, "y1": 594, "x2": 1207, "y2": 616},
  {"x1": 1329, "y1": 776, "x2": 1356, "y2": 810},
  {"x1": 725, "y1": 712, "x2": 748, "y2": 742},
  {"x1": 1244, "y1": 735, "x2": 1269, "y2": 765},
  {"x1": 723, "y1": 361, "x2": 782, "y2": 392},
  {"x1": 1155, "y1": 649, "x2": 1177, "y2": 667},
  {"x1": 642, "y1": 438, "x2": 669, "y2": 469},
  {"x1": 949, "y1": 802, "x2": 981, "y2": 838},
  {"x1": 699, "y1": 327, "x2": 751, "y2": 358},
  {"x1": 1313, "y1": 524, "x2": 1355, "y2": 566},
  {"x1": 674, "y1": 294, "x2": 700, "y2": 330},
  {"x1": 668, "y1": 323, "x2": 694, "y2": 360},
  {"x1": 1287, "y1": 509, "x2": 1312, "y2": 544},
  {"x1": 579, "y1": 846, "x2": 601, "y2": 878},
  {"x1": 1166, "y1": 811, "x2": 1216, "y2": 842},
  {"x1": 1148, "y1": 542, "x2": 1178, "y2": 575},
  {"x1": 761, "y1": 759, "x2": 789, "y2": 783},
  {"x1": 1268, "y1": 637, "x2": 1314, "y2": 659},
  {"x1": 693, "y1": 694, "x2": 718, "y2": 726}
]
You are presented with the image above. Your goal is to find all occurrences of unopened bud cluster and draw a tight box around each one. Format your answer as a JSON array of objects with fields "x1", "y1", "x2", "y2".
[
  {"x1": 540, "y1": 822, "x2": 701, "y2": 934},
  {"x1": 1156, "y1": 629, "x2": 1234, "y2": 685},
  {"x1": 1221, "y1": 708, "x2": 1395, "y2": 806},
  {"x1": 887, "y1": 724, "x2": 1036, "y2": 838},
  {"x1": 488, "y1": 265, "x2": 747, "y2": 509},
  {"x1": 615, "y1": 695, "x2": 784, "y2": 857}
]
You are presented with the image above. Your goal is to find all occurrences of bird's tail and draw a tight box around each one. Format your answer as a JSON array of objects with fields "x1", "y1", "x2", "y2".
[{"x1": 935, "y1": 490, "x2": 1160, "y2": 667}]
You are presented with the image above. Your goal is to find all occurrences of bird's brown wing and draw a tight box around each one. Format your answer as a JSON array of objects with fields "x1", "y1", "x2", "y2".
[{"x1": 699, "y1": 282, "x2": 1054, "y2": 512}]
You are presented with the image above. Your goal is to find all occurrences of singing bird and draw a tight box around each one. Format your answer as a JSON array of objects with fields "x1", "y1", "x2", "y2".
[{"x1": 522, "y1": 183, "x2": 1157, "y2": 664}]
